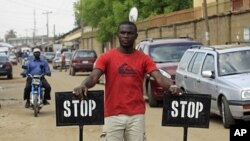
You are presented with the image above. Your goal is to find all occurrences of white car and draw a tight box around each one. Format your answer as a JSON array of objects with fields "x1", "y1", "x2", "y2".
[
  {"x1": 176, "y1": 44, "x2": 250, "y2": 128},
  {"x1": 52, "y1": 52, "x2": 71, "y2": 69},
  {"x1": 8, "y1": 52, "x2": 18, "y2": 65}
]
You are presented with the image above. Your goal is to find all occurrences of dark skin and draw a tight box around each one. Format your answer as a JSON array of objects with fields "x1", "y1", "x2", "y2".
[
  {"x1": 33, "y1": 52, "x2": 40, "y2": 60},
  {"x1": 73, "y1": 23, "x2": 181, "y2": 99}
]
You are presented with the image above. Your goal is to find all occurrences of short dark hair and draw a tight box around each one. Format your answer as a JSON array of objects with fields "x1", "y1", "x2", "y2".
[{"x1": 118, "y1": 21, "x2": 137, "y2": 33}]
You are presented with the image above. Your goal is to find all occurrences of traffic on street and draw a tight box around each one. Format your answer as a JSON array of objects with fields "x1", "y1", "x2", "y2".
[
  {"x1": 0, "y1": 63, "x2": 229, "y2": 141},
  {"x1": 1, "y1": 1, "x2": 250, "y2": 141}
]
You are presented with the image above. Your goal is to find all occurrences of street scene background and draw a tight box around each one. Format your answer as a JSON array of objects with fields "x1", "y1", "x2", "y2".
[
  {"x1": 0, "y1": 64, "x2": 228, "y2": 141},
  {"x1": 2, "y1": 1, "x2": 250, "y2": 141}
]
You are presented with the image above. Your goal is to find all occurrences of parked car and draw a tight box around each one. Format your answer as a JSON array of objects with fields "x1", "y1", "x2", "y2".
[
  {"x1": 0, "y1": 47, "x2": 10, "y2": 55},
  {"x1": 69, "y1": 49, "x2": 97, "y2": 76},
  {"x1": 63, "y1": 51, "x2": 72, "y2": 67},
  {"x1": 175, "y1": 44, "x2": 250, "y2": 128},
  {"x1": 0, "y1": 55, "x2": 13, "y2": 79},
  {"x1": 44, "y1": 52, "x2": 55, "y2": 63},
  {"x1": 7, "y1": 52, "x2": 18, "y2": 65},
  {"x1": 52, "y1": 52, "x2": 61, "y2": 69},
  {"x1": 136, "y1": 37, "x2": 202, "y2": 107},
  {"x1": 52, "y1": 52, "x2": 71, "y2": 69}
]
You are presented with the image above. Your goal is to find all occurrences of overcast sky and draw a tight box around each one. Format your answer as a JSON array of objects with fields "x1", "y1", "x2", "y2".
[{"x1": 0, "y1": 0, "x2": 77, "y2": 40}]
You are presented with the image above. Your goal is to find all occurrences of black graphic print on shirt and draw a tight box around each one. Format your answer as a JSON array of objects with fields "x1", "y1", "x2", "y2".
[{"x1": 118, "y1": 63, "x2": 136, "y2": 75}]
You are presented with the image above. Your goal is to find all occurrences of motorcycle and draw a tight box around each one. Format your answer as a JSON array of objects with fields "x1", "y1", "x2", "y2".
[{"x1": 28, "y1": 73, "x2": 44, "y2": 117}]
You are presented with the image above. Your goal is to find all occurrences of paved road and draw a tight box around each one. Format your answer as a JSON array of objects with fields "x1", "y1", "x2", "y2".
[{"x1": 0, "y1": 64, "x2": 229, "y2": 141}]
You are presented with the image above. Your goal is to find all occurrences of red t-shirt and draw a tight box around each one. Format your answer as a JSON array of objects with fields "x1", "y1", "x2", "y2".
[{"x1": 95, "y1": 48, "x2": 157, "y2": 117}]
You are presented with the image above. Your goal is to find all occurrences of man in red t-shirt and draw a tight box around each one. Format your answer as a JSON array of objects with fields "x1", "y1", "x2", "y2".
[{"x1": 74, "y1": 21, "x2": 181, "y2": 141}]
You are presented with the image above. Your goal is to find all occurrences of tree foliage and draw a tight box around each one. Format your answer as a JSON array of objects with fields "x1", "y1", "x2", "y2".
[
  {"x1": 74, "y1": 0, "x2": 192, "y2": 43},
  {"x1": 5, "y1": 29, "x2": 17, "y2": 42}
]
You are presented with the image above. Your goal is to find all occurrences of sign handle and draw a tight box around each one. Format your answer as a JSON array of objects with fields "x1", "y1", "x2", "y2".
[
  {"x1": 183, "y1": 126, "x2": 188, "y2": 141},
  {"x1": 79, "y1": 125, "x2": 83, "y2": 141}
]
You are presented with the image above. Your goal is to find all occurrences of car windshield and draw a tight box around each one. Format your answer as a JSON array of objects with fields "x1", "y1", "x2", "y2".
[
  {"x1": 149, "y1": 44, "x2": 195, "y2": 62},
  {"x1": 45, "y1": 52, "x2": 55, "y2": 57},
  {"x1": 8, "y1": 52, "x2": 15, "y2": 56},
  {"x1": 76, "y1": 51, "x2": 96, "y2": 57},
  {"x1": 219, "y1": 50, "x2": 250, "y2": 76},
  {"x1": 63, "y1": 52, "x2": 72, "y2": 59},
  {"x1": 0, "y1": 56, "x2": 8, "y2": 61}
]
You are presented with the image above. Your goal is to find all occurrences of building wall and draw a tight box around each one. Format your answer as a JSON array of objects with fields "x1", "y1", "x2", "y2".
[
  {"x1": 128, "y1": 10, "x2": 250, "y2": 46},
  {"x1": 80, "y1": 11, "x2": 250, "y2": 52},
  {"x1": 80, "y1": 31, "x2": 103, "y2": 56},
  {"x1": 194, "y1": 0, "x2": 217, "y2": 8},
  {"x1": 193, "y1": 0, "x2": 231, "y2": 8}
]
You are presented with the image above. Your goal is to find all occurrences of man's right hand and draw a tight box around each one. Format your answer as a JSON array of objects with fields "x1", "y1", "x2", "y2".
[
  {"x1": 73, "y1": 84, "x2": 88, "y2": 100},
  {"x1": 20, "y1": 72, "x2": 26, "y2": 78}
]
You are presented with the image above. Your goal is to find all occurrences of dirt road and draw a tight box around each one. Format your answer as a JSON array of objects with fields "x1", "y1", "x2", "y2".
[{"x1": 0, "y1": 64, "x2": 229, "y2": 141}]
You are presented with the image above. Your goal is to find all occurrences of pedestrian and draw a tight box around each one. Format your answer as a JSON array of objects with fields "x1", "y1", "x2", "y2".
[
  {"x1": 73, "y1": 21, "x2": 181, "y2": 141},
  {"x1": 60, "y1": 53, "x2": 67, "y2": 72},
  {"x1": 21, "y1": 50, "x2": 29, "y2": 65}
]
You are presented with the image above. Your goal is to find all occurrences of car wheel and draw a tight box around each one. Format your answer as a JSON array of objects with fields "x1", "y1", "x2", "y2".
[
  {"x1": 221, "y1": 96, "x2": 235, "y2": 128},
  {"x1": 69, "y1": 68, "x2": 72, "y2": 75},
  {"x1": 147, "y1": 82, "x2": 158, "y2": 107},
  {"x1": 53, "y1": 65, "x2": 56, "y2": 69},
  {"x1": 70, "y1": 67, "x2": 75, "y2": 76}
]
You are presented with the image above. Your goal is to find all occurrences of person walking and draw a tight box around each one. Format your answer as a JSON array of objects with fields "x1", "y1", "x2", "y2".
[
  {"x1": 73, "y1": 21, "x2": 181, "y2": 141},
  {"x1": 60, "y1": 53, "x2": 67, "y2": 72}
]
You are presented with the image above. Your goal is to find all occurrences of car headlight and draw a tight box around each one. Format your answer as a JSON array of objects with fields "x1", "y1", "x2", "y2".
[
  {"x1": 241, "y1": 90, "x2": 250, "y2": 99},
  {"x1": 159, "y1": 69, "x2": 171, "y2": 79}
]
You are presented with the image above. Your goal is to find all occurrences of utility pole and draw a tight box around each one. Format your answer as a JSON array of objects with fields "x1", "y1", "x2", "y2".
[
  {"x1": 43, "y1": 11, "x2": 52, "y2": 37},
  {"x1": 33, "y1": 9, "x2": 36, "y2": 46},
  {"x1": 203, "y1": 0, "x2": 210, "y2": 46},
  {"x1": 53, "y1": 24, "x2": 55, "y2": 43},
  {"x1": 25, "y1": 29, "x2": 28, "y2": 45},
  {"x1": 80, "y1": 0, "x2": 84, "y2": 50}
]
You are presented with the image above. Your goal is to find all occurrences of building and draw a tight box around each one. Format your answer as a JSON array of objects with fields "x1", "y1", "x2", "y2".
[
  {"x1": 7, "y1": 36, "x2": 52, "y2": 47},
  {"x1": 194, "y1": 0, "x2": 250, "y2": 12}
]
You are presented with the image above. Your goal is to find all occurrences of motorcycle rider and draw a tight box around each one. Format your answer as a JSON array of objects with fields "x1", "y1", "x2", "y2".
[{"x1": 23, "y1": 48, "x2": 51, "y2": 108}]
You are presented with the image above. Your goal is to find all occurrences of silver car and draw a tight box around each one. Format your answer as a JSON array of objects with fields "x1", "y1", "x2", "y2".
[
  {"x1": 52, "y1": 52, "x2": 71, "y2": 69},
  {"x1": 7, "y1": 52, "x2": 18, "y2": 65},
  {"x1": 176, "y1": 44, "x2": 250, "y2": 128}
]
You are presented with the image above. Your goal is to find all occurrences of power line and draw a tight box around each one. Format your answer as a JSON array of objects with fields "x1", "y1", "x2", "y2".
[
  {"x1": 22, "y1": 0, "x2": 73, "y2": 12},
  {"x1": 6, "y1": 0, "x2": 73, "y2": 15},
  {"x1": 203, "y1": 0, "x2": 210, "y2": 46}
]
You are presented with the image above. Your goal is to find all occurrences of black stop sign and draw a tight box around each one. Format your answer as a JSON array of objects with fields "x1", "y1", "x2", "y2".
[
  {"x1": 162, "y1": 93, "x2": 211, "y2": 128},
  {"x1": 55, "y1": 90, "x2": 104, "y2": 126}
]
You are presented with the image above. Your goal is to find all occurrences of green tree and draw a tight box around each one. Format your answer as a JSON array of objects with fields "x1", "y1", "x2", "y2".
[
  {"x1": 140, "y1": 0, "x2": 192, "y2": 18},
  {"x1": 74, "y1": 0, "x2": 192, "y2": 43},
  {"x1": 5, "y1": 29, "x2": 17, "y2": 42}
]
